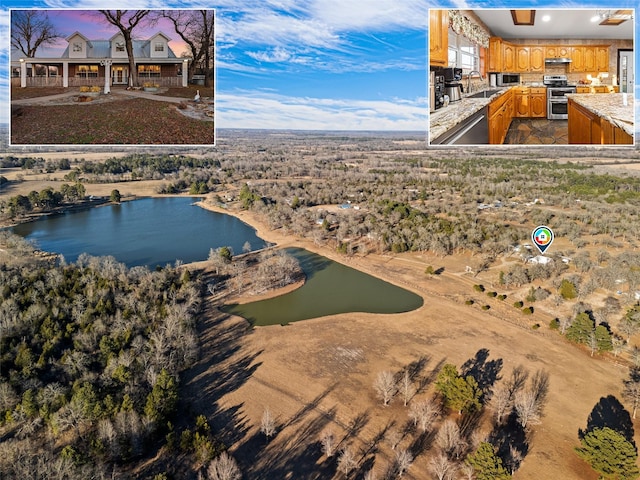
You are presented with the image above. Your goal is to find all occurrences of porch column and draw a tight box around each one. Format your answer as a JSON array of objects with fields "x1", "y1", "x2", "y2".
[
  {"x1": 100, "y1": 59, "x2": 112, "y2": 94},
  {"x1": 182, "y1": 59, "x2": 188, "y2": 87},
  {"x1": 63, "y1": 61, "x2": 69, "y2": 88},
  {"x1": 20, "y1": 59, "x2": 26, "y2": 88}
]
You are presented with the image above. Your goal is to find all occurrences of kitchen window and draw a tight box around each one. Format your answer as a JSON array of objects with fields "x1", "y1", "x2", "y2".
[{"x1": 448, "y1": 29, "x2": 480, "y2": 74}]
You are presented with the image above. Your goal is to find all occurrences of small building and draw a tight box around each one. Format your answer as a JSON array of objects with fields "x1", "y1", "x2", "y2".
[
  {"x1": 528, "y1": 255, "x2": 553, "y2": 265},
  {"x1": 11, "y1": 31, "x2": 190, "y2": 88}
]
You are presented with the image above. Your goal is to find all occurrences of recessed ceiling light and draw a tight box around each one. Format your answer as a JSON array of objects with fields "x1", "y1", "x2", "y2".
[
  {"x1": 591, "y1": 15, "x2": 601, "y2": 22},
  {"x1": 542, "y1": 15, "x2": 551, "y2": 22}
]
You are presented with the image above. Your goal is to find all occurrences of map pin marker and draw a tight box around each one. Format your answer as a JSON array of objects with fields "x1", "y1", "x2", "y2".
[{"x1": 532, "y1": 225, "x2": 554, "y2": 255}]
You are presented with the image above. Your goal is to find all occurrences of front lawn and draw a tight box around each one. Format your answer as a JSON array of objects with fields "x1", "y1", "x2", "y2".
[
  {"x1": 11, "y1": 98, "x2": 214, "y2": 145},
  {"x1": 11, "y1": 87, "x2": 70, "y2": 100}
]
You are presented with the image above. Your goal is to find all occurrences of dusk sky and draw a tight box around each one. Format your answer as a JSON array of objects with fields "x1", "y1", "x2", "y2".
[{"x1": 0, "y1": 1, "x2": 638, "y2": 134}]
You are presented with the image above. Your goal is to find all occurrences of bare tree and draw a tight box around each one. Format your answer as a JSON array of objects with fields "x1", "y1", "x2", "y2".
[
  {"x1": 623, "y1": 368, "x2": 640, "y2": 419},
  {"x1": 160, "y1": 10, "x2": 214, "y2": 86},
  {"x1": 506, "y1": 444, "x2": 523, "y2": 475},
  {"x1": 514, "y1": 390, "x2": 541, "y2": 429},
  {"x1": 98, "y1": 10, "x2": 151, "y2": 87},
  {"x1": 408, "y1": 397, "x2": 439, "y2": 432},
  {"x1": 436, "y1": 419, "x2": 465, "y2": 460},
  {"x1": 207, "y1": 452, "x2": 242, "y2": 480},
  {"x1": 490, "y1": 387, "x2": 511, "y2": 425},
  {"x1": 386, "y1": 427, "x2": 403, "y2": 451},
  {"x1": 459, "y1": 463, "x2": 476, "y2": 480},
  {"x1": 374, "y1": 370, "x2": 397, "y2": 406},
  {"x1": 395, "y1": 448, "x2": 414, "y2": 477},
  {"x1": 320, "y1": 430, "x2": 336, "y2": 457},
  {"x1": 337, "y1": 446, "x2": 358, "y2": 476},
  {"x1": 428, "y1": 452, "x2": 457, "y2": 480},
  {"x1": 11, "y1": 11, "x2": 61, "y2": 57},
  {"x1": 260, "y1": 407, "x2": 276, "y2": 439},
  {"x1": 399, "y1": 370, "x2": 416, "y2": 406}
]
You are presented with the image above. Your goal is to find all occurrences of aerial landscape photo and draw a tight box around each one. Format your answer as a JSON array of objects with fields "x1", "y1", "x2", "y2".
[{"x1": 1, "y1": 2, "x2": 640, "y2": 480}]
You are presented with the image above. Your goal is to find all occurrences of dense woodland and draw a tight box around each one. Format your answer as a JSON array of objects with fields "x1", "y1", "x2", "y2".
[{"x1": 2, "y1": 134, "x2": 640, "y2": 478}]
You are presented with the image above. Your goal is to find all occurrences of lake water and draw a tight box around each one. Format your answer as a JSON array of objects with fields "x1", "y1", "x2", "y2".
[
  {"x1": 11, "y1": 197, "x2": 269, "y2": 268},
  {"x1": 223, "y1": 247, "x2": 424, "y2": 326}
]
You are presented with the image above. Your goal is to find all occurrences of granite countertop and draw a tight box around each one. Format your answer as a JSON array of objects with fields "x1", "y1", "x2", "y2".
[
  {"x1": 429, "y1": 88, "x2": 511, "y2": 143},
  {"x1": 566, "y1": 93, "x2": 634, "y2": 136}
]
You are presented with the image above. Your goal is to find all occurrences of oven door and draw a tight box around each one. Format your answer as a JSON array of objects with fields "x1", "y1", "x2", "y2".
[{"x1": 548, "y1": 98, "x2": 568, "y2": 120}]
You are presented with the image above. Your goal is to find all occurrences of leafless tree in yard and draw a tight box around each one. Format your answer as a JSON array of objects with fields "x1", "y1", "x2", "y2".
[
  {"x1": 374, "y1": 370, "x2": 397, "y2": 406},
  {"x1": 207, "y1": 452, "x2": 242, "y2": 480},
  {"x1": 394, "y1": 448, "x2": 414, "y2": 477},
  {"x1": 506, "y1": 444, "x2": 523, "y2": 475},
  {"x1": 260, "y1": 407, "x2": 276, "y2": 439},
  {"x1": 399, "y1": 370, "x2": 416, "y2": 406},
  {"x1": 11, "y1": 11, "x2": 61, "y2": 57},
  {"x1": 408, "y1": 397, "x2": 439, "y2": 433},
  {"x1": 337, "y1": 446, "x2": 358, "y2": 476},
  {"x1": 514, "y1": 390, "x2": 541, "y2": 429},
  {"x1": 623, "y1": 368, "x2": 640, "y2": 419},
  {"x1": 386, "y1": 427, "x2": 403, "y2": 451},
  {"x1": 436, "y1": 419, "x2": 466, "y2": 460},
  {"x1": 491, "y1": 387, "x2": 511, "y2": 425},
  {"x1": 428, "y1": 452, "x2": 457, "y2": 480},
  {"x1": 320, "y1": 430, "x2": 336, "y2": 457}
]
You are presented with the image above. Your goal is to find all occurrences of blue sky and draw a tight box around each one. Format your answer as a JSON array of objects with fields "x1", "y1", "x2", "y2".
[{"x1": 1, "y1": 1, "x2": 638, "y2": 133}]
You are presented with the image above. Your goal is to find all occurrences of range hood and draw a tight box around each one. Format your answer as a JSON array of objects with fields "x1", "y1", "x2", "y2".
[{"x1": 545, "y1": 57, "x2": 572, "y2": 64}]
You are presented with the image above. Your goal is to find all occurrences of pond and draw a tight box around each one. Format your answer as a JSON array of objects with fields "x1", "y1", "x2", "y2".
[
  {"x1": 222, "y1": 247, "x2": 424, "y2": 326},
  {"x1": 10, "y1": 197, "x2": 270, "y2": 268}
]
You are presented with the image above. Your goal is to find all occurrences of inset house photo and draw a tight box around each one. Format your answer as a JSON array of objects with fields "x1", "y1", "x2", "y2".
[{"x1": 10, "y1": 9, "x2": 215, "y2": 145}]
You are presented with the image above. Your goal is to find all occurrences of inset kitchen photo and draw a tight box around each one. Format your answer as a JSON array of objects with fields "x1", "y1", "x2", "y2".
[{"x1": 428, "y1": 9, "x2": 634, "y2": 146}]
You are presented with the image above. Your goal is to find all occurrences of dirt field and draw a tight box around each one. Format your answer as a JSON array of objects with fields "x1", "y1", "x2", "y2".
[{"x1": 183, "y1": 202, "x2": 632, "y2": 479}]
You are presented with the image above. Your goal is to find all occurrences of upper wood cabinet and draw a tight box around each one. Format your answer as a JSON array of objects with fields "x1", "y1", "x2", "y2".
[
  {"x1": 583, "y1": 47, "x2": 597, "y2": 72},
  {"x1": 429, "y1": 10, "x2": 449, "y2": 67},
  {"x1": 488, "y1": 37, "x2": 503, "y2": 72},
  {"x1": 503, "y1": 44, "x2": 516, "y2": 72},
  {"x1": 596, "y1": 46, "x2": 609, "y2": 71},
  {"x1": 529, "y1": 46, "x2": 545, "y2": 72},
  {"x1": 545, "y1": 45, "x2": 570, "y2": 58},
  {"x1": 516, "y1": 46, "x2": 530, "y2": 72},
  {"x1": 570, "y1": 47, "x2": 585, "y2": 72}
]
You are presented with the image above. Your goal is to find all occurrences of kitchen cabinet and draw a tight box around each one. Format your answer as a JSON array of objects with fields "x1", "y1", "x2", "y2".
[
  {"x1": 489, "y1": 89, "x2": 513, "y2": 144},
  {"x1": 503, "y1": 44, "x2": 516, "y2": 72},
  {"x1": 429, "y1": 10, "x2": 449, "y2": 67},
  {"x1": 596, "y1": 46, "x2": 609, "y2": 71},
  {"x1": 568, "y1": 98, "x2": 631, "y2": 144},
  {"x1": 576, "y1": 86, "x2": 591, "y2": 93},
  {"x1": 516, "y1": 46, "x2": 530, "y2": 72},
  {"x1": 602, "y1": 119, "x2": 633, "y2": 144},
  {"x1": 546, "y1": 45, "x2": 570, "y2": 58},
  {"x1": 488, "y1": 37, "x2": 503, "y2": 72},
  {"x1": 576, "y1": 86, "x2": 617, "y2": 93},
  {"x1": 583, "y1": 47, "x2": 597, "y2": 72},
  {"x1": 513, "y1": 87, "x2": 529, "y2": 117},
  {"x1": 529, "y1": 46, "x2": 545, "y2": 72},
  {"x1": 530, "y1": 88, "x2": 546, "y2": 118},
  {"x1": 570, "y1": 47, "x2": 584, "y2": 72}
]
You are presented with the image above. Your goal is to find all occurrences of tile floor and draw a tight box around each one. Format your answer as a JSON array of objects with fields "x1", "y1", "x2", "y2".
[{"x1": 504, "y1": 118, "x2": 568, "y2": 145}]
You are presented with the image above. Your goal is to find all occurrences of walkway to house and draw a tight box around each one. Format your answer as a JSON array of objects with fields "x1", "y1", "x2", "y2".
[{"x1": 12, "y1": 88, "x2": 193, "y2": 106}]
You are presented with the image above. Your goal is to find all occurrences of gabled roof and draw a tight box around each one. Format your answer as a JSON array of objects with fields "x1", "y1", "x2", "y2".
[
  {"x1": 149, "y1": 31, "x2": 172, "y2": 42},
  {"x1": 60, "y1": 36, "x2": 178, "y2": 59},
  {"x1": 66, "y1": 31, "x2": 93, "y2": 48}
]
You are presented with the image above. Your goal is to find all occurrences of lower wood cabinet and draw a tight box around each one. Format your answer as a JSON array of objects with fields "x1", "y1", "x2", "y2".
[
  {"x1": 489, "y1": 90, "x2": 513, "y2": 144},
  {"x1": 568, "y1": 98, "x2": 633, "y2": 145}
]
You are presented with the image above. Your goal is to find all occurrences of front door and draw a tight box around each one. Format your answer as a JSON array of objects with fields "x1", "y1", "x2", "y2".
[{"x1": 112, "y1": 66, "x2": 128, "y2": 85}]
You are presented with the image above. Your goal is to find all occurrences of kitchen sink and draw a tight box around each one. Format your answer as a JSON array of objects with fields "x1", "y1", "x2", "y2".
[{"x1": 467, "y1": 89, "x2": 502, "y2": 99}]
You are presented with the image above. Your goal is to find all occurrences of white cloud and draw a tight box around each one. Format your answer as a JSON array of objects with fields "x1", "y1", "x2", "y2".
[{"x1": 216, "y1": 90, "x2": 427, "y2": 131}]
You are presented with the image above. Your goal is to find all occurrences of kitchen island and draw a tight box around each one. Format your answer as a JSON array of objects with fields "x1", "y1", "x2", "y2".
[{"x1": 567, "y1": 93, "x2": 634, "y2": 145}]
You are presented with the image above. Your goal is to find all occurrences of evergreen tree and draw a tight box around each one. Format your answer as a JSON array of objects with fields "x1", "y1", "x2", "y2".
[
  {"x1": 595, "y1": 325, "x2": 613, "y2": 352},
  {"x1": 436, "y1": 364, "x2": 482, "y2": 414},
  {"x1": 575, "y1": 427, "x2": 640, "y2": 480},
  {"x1": 465, "y1": 442, "x2": 510, "y2": 480},
  {"x1": 566, "y1": 312, "x2": 594, "y2": 344},
  {"x1": 144, "y1": 369, "x2": 178, "y2": 424}
]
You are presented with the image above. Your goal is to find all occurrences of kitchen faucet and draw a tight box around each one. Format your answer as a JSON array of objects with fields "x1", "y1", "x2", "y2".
[{"x1": 467, "y1": 71, "x2": 483, "y2": 93}]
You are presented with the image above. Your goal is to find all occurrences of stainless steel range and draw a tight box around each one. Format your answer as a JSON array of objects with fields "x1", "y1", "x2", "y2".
[{"x1": 543, "y1": 75, "x2": 576, "y2": 120}]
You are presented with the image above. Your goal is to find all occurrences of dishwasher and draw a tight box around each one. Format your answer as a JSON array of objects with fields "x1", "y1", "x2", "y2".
[{"x1": 431, "y1": 106, "x2": 488, "y2": 145}]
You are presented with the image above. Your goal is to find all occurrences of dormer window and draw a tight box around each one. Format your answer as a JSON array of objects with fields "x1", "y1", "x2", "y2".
[
  {"x1": 116, "y1": 42, "x2": 125, "y2": 52},
  {"x1": 73, "y1": 42, "x2": 82, "y2": 52},
  {"x1": 154, "y1": 43, "x2": 164, "y2": 52}
]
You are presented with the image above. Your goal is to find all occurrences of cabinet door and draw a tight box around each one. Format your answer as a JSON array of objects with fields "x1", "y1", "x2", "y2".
[
  {"x1": 503, "y1": 44, "x2": 516, "y2": 71},
  {"x1": 516, "y1": 46, "x2": 530, "y2": 72},
  {"x1": 570, "y1": 47, "x2": 584, "y2": 72},
  {"x1": 529, "y1": 46, "x2": 545, "y2": 72},
  {"x1": 576, "y1": 86, "x2": 591, "y2": 93},
  {"x1": 557, "y1": 46, "x2": 570, "y2": 58},
  {"x1": 568, "y1": 99, "x2": 593, "y2": 143},
  {"x1": 514, "y1": 94, "x2": 529, "y2": 117},
  {"x1": 530, "y1": 94, "x2": 546, "y2": 118},
  {"x1": 596, "y1": 46, "x2": 609, "y2": 71},
  {"x1": 545, "y1": 46, "x2": 557, "y2": 58},
  {"x1": 488, "y1": 37, "x2": 503, "y2": 72},
  {"x1": 583, "y1": 47, "x2": 596, "y2": 72},
  {"x1": 429, "y1": 10, "x2": 449, "y2": 67}
]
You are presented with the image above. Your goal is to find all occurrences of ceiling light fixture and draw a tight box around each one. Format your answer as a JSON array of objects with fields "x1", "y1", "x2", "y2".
[{"x1": 542, "y1": 15, "x2": 551, "y2": 22}]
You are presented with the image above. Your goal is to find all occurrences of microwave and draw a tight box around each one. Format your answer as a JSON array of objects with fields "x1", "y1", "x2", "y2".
[{"x1": 497, "y1": 73, "x2": 521, "y2": 86}]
